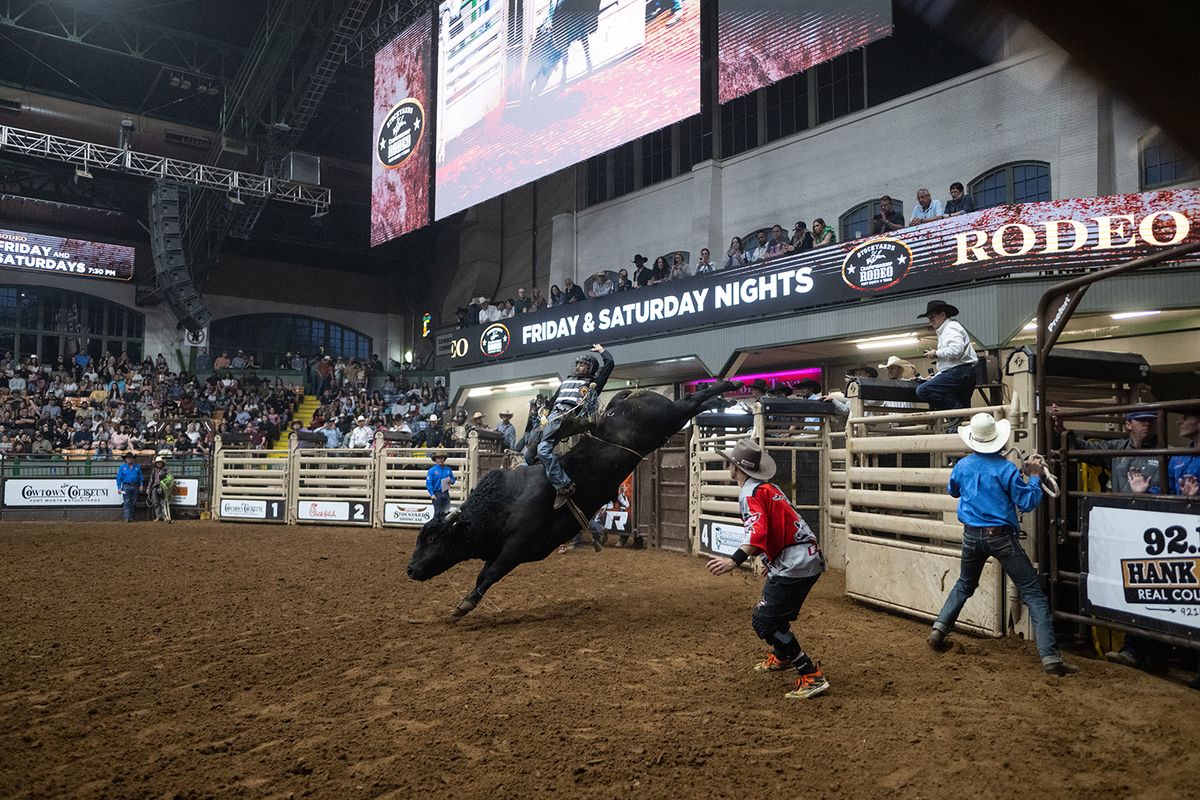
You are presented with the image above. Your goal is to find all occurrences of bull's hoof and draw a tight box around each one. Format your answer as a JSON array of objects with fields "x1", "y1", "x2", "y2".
[
  {"x1": 453, "y1": 597, "x2": 479, "y2": 617},
  {"x1": 591, "y1": 531, "x2": 606, "y2": 552}
]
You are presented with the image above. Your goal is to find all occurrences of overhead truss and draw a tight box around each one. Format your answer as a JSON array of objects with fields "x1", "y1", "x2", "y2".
[
  {"x1": 0, "y1": 124, "x2": 331, "y2": 212},
  {"x1": 344, "y1": 0, "x2": 430, "y2": 65},
  {"x1": 0, "y1": 0, "x2": 245, "y2": 83}
]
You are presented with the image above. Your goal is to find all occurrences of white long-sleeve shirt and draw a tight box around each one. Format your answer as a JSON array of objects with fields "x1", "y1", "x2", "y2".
[
  {"x1": 932, "y1": 319, "x2": 978, "y2": 373},
  {"x1": 347, "y1": 425, "x2": 375, "y2": 448}
]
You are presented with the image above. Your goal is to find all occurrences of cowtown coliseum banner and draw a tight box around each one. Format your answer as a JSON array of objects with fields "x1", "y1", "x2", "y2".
[
  {"x1": 0, "y1": 228, "x2": 134, "y2": 281},
  {"x1": 1082, "y1": 497, "x2": 1200, "y2": 638},
  {"x1": 3, "y1": 478, "x2": 199, "y2": 507},
  {"x1": 447, "y1": 189, "x2": 1200, "y2": 367},
  {"x1": 371, "y1": 11, "x2": 432, "y2": 246}
]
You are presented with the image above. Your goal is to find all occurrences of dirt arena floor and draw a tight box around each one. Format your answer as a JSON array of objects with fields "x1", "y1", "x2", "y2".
[{"x1": 3, "y1": 522, "x2": 1199, "y2": 799}]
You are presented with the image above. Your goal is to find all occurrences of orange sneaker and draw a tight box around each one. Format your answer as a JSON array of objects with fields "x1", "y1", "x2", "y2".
[
  {"x1": 753, "y1": 653, "x2": 794, "y2": 673},
  {"x1": 785, "y1": 668, "x2": 830, "y2": 699}
]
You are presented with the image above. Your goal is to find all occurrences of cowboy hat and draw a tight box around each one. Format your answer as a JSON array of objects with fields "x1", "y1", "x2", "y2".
[
  {"x1": 958, "y1": 412, "x2": 1011, "y2": 454},
  {"x1": 429, "y1": 451, "x2": 447, "y2": 461},
  {"x1": 878, "y1": 355, "x2": 916, "y2": 371},
  {"x1": 918, "y1": 299, "x2": 959, "y2": 318},
  {"x1": 153, "y1": 455, "x2": 165, "y2": 464},
  {"x1": 471, "y1": 412, "x2": 484, "y2": 420},
  {"x1": 718, "y1": 438, "x2": 776, "y2": 481},
  {"x1": 849, "y1": 365, "x2": 879, "y2": 379},
  {"x1": 473, "y1": 296, "x2": 490, "y2": 306},
  {"x1": 428, "y1": 414, "x2": 439, "y2": 422},
  {"x1": 632, "y1": 254, "x2": 648, "y2": 265},
  {"x1": 498, "y1": 409, "x2": 513, "y2": 417},
  {"x1": 749, "y1": 378, "x2": 769, "y2": 393}
]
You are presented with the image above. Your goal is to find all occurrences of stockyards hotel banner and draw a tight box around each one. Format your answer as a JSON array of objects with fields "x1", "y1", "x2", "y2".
[
  {"x1": 447, "y1": 188, "x2": 1200, "y2": 366},
  {"x1": 371, "y1": 11, "x2": 432, "y2": 246},
  {"x1": 1083, "y1": 497, "x2": 1200, "y2": 639},
  {"x1": 0, "y1": 228, "x2": 134, "y2": 281}
]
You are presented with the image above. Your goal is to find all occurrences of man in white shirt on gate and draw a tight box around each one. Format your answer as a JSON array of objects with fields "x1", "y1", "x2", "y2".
[
  {"x1": 347, "y1": 415, "x2": 375, "y2": 449},
  {"x1": 915, "y1": 299, "x2": 978, "y2": 411}
]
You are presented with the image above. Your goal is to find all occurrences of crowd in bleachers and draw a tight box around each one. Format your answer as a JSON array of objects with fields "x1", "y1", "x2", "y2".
[
  {"x1": 457, "y1": 185, "x2": 976, "y2": 328},
  {"x1": 0, "y1": 349, "x2": 302, "y2": 459}
]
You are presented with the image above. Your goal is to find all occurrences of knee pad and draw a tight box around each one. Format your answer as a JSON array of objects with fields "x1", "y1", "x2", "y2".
[{"x1": 751, "y1": 607, "x2": 784, "y2": 642}]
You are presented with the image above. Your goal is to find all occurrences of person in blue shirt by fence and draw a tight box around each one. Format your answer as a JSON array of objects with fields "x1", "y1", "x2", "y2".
[
  {"x1": 115, "y1": 452, "x2": 144, "y2": 522},
  {"x1": 927, "y1": 412, "x2": 1079, "y2": 676},
  {"x1": 426, "y1": 451, "x2": 456, "y2": 517}
]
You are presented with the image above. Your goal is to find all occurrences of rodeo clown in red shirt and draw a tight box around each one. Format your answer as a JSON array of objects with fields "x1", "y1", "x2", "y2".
[{"x1": 708, "y1": 438, "x2": 829, "y2": 700}]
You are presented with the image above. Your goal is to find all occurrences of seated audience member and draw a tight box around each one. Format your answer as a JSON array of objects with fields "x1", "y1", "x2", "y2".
[
  {"x1": 791, "y1": 222, "x2": 814, "y2": 253},
  {"x1": 812, "y1": 218, "x2": 836, "y2": 247},
  {"x1": 878, "y1": 355, "x2": 919, "y2": 410},
  {"x1": 589, "y1": 271, "x2": 614, "y2": 298},
  {"x1": 749, "y1": 229, "x2": 771, "y2": 263},
  {"x1": 548, "y1": 284, "x2": 564, "y2": 307},
  {"x1": 909, "y1": 188, "x2": 944, "y2": 226},
  {"x1": 213, "y1": 352, "x2": 231, "y2": 370},
  {"x1": 632, "y1": 254, "x2": 651, "y2": 287},
  {"x1": 871, "y1": 195, "x2": 905, "y2": 235},
  {"x1": 531, "y1": 286, "x2": 548, "y2": 310},
  {"x1": 514, "y1": 287, "x2": 533, "y2": 314},
  {"x1": 499, "y1": 299, "x2": 516, "y2": 319},
  {"x1": 670, "y1": 252, "x2": 690, "y2": 280},
  {"x1": 615, "y1": 268, "x2": 634, "y2": 290},
  {"x1": 695, "y1": 248, "x2": 717, "y2": 274},
  {"x1": 765, "y1": 225, "x2": 790, "y2": 259},
  {"x1": 724, "y1": 236, "x2": 747, "y2": 269},
  {"x1": 944, "y1": 182, "x2": 975, "y2": 216},
  {"x1": 465, "y1": 299, "x2": 481, "y2": 326},
  {"x1": 648, "y1": 256, "x2": 670, "y2": 285},
  {"x1": 563, "y1": 277, "x2": 586, "y2": 304},
  {"x1": 231, "y1": 351, "x2": 247, "y2": 369}
]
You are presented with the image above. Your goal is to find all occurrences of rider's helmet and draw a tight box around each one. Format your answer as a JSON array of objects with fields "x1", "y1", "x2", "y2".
[{"x1": 574, "y1": 353, "x2": 598, "y2": 376}]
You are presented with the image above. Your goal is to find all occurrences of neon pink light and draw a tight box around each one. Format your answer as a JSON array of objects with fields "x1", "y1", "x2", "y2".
[{"x1": 686, "y1": 367, "x2": 823, "y2": 388}]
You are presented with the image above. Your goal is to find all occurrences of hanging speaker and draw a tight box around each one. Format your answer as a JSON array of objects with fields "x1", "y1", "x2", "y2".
[{"x1": 149, "y1": 181, "x2": 212, "y2": 332}]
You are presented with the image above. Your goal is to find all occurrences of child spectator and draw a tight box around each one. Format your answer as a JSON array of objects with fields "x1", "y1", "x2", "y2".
[{"x1": 426, "y1": 451, "x2": 456, "y2": 516}]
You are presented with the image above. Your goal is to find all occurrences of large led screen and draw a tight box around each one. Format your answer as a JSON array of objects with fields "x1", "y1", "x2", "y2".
[
  {"x1": 371, "y1": 12, "x2": 433, "y2": 246},
  {"x1": 435, "y1": 0, "x2": 700, "y2": 220},
  {"x1": 719, "y1": 0, "x2": 892, "y2": 103},
  {"x1": 0, "y1": 228, "x2": 134, "y2": 281}
]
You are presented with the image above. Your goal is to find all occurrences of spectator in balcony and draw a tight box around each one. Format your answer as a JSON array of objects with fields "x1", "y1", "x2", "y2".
[
  {"x1": 615, "y1": 268, "x2": 634, "y2": 291},
  {"x1": 871, "y1": 195, "x2": 904, "y2": 235},
  {"x1": 634, "y1": 255, "x2": 654, "y2": 288},
  {"x1": 464, "y1": 298, "x2": 481, "y2": 327},
  {"x1": 500, "y1": 299, "x2": 516, "y2": 319},
  {"x1": 531, "y1": 286, "x2": 548, "y2": 310},
  {"x1": 514, "y1": 287, "x2": 533, "y2": 314},
  {"x1": 790, "y1": 221, "x2": 814, "y2": 254},
  {"x1": 196, "y1": 349, "x2": 213, "y2": 372},
  {"x1": 496, "y1": 408, "x2": 517, "y2": 451},
  {"x1": 812, "y1": 218, "x2": 836, "y2": 248},
  {"x1": 369, "y1": 353, "x2": 385, "y2": 372},
  {"x1": 695, "y1": 248, "x2": 716, "y2": 274},
  {"x1": 479, "y1": 298, "x2": 502, "y2": 323},
  {"x1": 589, "y1": 271, "x2": 614, "y2": 298},
  {"x1": 647, "y1": 256, "x2": 669, "y2": 285},
  {"x1": 915, "y1": 299, "x2": 978, "y2": 412},
  {"x1": 749, "y1": 229, "x2": 771, "y2": 263},
  {"x1": 669, "y1": 252, "x2": 690, "y2": 280},
  {"x1": 563, "y1": 277, "x2": 587, "y2": 304},
  {"x1": 765, "y1": 225, "x2": 790, "y2": 259},
  {"x1": 214, "y1": 352, "x2": 231, "y2": 370},
  {"x1": 549, "y1": 284, "x2": 564, "y2": 307},
  {"x1": 944, "y1": 182, "x2": 975, "y2": 216},
  {"x1": 909, "y1": 188, "x2": 945, "y2": 226},
  {"x1": 230, "y1": 351, "x2": 246, "y2": 369},
  {"x1": 724, "y1": 236, "x2": 747, "y2": 269}
]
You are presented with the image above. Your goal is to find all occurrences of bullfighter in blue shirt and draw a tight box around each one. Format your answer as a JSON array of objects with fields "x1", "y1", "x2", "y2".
[
  {"x1": 115, "y1": 452, "x2": 143, "y2": 522},
  {"x1": 927, "y1": 412, "x2": 1079, "y2": 676}
]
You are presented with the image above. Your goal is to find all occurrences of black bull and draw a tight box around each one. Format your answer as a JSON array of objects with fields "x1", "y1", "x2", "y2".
[{"x1": 406, "y1": 380, "x2": 738, "y2": 616}]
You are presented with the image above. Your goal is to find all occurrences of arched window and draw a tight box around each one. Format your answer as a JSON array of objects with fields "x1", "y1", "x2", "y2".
[
  {"x1": 969, "y1": 161, "x2": 1050, "y2": 209},
  {"x1": 838, "y1": 198, "x2": 904, "y2": 243},
  {"x1": 210, "y1": 314, "x2": 371, "y2": 370},
  {"x1": 0, "y1": 285, "x2": 144, "y2": 363},
  {"x1": 1139, "y1": 130, "x2": 1198, "y2": 190}
]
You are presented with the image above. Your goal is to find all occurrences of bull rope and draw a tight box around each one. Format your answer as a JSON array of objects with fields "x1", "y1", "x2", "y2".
[{"x1": 1003, "y1": 448, "x2": 1061, "y2": 498}]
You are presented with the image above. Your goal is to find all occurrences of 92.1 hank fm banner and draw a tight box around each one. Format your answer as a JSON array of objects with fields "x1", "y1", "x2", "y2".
[{"x1": 447, "y1": 188, "x2": 1200, "y2": 366}]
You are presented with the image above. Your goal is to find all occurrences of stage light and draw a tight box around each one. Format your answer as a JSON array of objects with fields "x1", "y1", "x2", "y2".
[
  {"x1": 207, "y1": 86, "x2": 220, "y2": 96},
  {"x1": 169, "y1": 75, "x2": 181, "y2": 87},
  {"x1": 856, "y1": 337, "x2": 920, "y2": 351},
  {"x1": 1111, "y1": 310, "x2": 1160, "y2": 320},
  {"x1": 197, "y1": 82, "x2": 209, "y2": 93},
  {"x1": 75, "y1": 165, "x2": 93, "y2": 180},
  {"x1": 272, "y1": 121, "x2": 292, "y2": 133},
  {"x1": 180, "y1": 78, "x2": 192, "y2": 90},
  {"x1": 118, "y1": 118, "x2": 135, "y2": 150},
  {"x1": 226, "y1": 190, "x2": 244, "y2": 205}
]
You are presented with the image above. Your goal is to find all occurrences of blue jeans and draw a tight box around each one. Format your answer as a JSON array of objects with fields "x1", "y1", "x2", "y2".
[
  {"x1": 915, "y1": 363, "x2": 976, "y2": 411},
  {"x1": 525, "y1": 414, "x2": 571, "y2": 490},
  {"x1": 934, "y1": 525, "x2": 1060, "y2": 662},
  {"x1": 120, "y1": 485, "x2": 139, "y2": 521},
  {"x1": 432, "y1": 490, "x2": 450, "y2": 517}
]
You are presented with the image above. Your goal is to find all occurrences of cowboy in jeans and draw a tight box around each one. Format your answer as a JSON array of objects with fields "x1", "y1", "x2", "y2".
[
  {"x1": 928, "y1": 413, "x2": 1079, "y2": 676},
  {"x1": 115, "y1": 452, "x2": 143, "y2": 522},
  {"x1": 915, "y1": 299, "x2": 978, "y2": 411}
]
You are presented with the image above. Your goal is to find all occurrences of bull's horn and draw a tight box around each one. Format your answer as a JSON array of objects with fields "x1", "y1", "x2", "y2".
[{"x1": 445, "y1": 510, "x2": 460, "y2": 523}]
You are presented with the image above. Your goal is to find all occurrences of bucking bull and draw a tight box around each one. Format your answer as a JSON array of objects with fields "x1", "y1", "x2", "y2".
[{"x1": 407, "y1": 379, "x2": 739, "y2": 616}]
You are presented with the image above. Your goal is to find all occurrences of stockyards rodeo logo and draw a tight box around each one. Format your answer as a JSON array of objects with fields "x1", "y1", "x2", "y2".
[
  {"x1": 480, "y1": 323, "x2": 511, "y2": 358},
  {"x1": 376, "y1": 98, "x2": 425, "y2": 169},
  {"x1": 841, "y1": 237, "x2": 913, "y2": 292}
]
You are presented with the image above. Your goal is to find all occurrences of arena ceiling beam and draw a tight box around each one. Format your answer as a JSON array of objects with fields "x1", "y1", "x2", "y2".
[
  {"x1": 344, "y1": 0, "x2": 430, "y2": 66},
  {"x1": 0, "y1": 124, "x2": 332, "y2": 212},
  {"x1": 0, "y1": 0, "x2": 245, "y2": 84}
]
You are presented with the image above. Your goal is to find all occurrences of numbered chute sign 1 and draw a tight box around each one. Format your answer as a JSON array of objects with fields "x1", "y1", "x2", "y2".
[{"x1": 219, "y1": 498, "x2": 285, "y2": 521}]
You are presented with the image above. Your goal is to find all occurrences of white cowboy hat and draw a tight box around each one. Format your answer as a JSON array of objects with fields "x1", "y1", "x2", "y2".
[
  {"x1": 498, "y1": 409, "x2": 513, "y2": 417},
  {"x1": 471, "y1": 412, "x2": 484, "y2": 420},
  {"x1": 878, "y1": 355, "x2": 916, "y2": 371},
  {"x1": 717, "y1": 438, "x2": 776, "y2": 481},
  {"x1": 428, "y1": 414, "x2": 439, "y2": 422},
  {"x1": 958, "y1": 412, "x2": 1011, "y2": 454}
]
